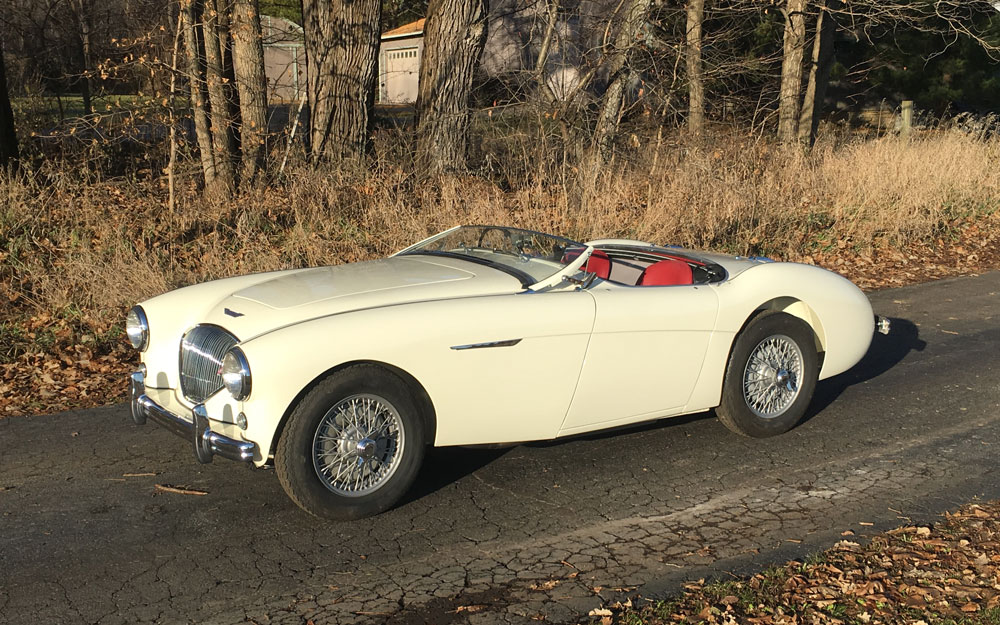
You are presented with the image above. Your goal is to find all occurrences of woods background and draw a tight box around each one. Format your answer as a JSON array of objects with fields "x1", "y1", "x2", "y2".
[{"x1": 1, "y1": 0, "x2": 1000, "y2": 414}]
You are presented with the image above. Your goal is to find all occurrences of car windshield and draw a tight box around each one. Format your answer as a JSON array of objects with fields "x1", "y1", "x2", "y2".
[{"x1": 398, "y1": 226, "x2": 586, "y2": 286}]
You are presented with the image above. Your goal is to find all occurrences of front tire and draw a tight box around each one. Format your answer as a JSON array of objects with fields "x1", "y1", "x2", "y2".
[
  {"x1": 716, "y1": 311, "x2": 819, "y2": 438},
  {"x1": 275, "y1": 365, "x2": 426, "y2": 520}
]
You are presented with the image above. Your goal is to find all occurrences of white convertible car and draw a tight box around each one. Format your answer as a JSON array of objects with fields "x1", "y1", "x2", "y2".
[{"x1": 127, "y1": 225, "x2": 888, "y2": 519}]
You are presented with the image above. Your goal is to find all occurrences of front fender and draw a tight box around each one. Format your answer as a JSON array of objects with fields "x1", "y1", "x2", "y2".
[
  {"x1": 139, "y1": 269, "x2": 311, "y2": 389},
  {"x1": 236, "y1": 290, "x2": 596, "y2": 456}
]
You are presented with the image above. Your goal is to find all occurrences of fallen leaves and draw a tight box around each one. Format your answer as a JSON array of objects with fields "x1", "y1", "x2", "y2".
[
  {"x1": 1, "y1": 315, "x2": 136, "y2": 417},
  {"x1": 529, "y1": 580, "x2": 561, "y2": 591},
  {"x1": 612, "y1": 500, "x2": 1000, "y2": 625}
]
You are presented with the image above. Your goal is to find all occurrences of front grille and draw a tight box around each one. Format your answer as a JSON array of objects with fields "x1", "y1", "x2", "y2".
[{"x1": 179, "y1": 325, "x2": 239, "y2": 403}]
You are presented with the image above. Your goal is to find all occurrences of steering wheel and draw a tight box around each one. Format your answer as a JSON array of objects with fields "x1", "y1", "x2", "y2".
[{"x1": 477, "y1": 227, "x2": 514, "y2": 253}]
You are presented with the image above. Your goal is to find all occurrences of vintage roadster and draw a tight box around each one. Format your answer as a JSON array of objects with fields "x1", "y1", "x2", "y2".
[{"x1": 127, "y1": 225, "x2": 887, "y2": 519}]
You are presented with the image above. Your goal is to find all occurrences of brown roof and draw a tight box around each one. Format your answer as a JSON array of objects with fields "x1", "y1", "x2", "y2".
[{"x1": 382, "y1": 18, "x2": 425, "y2": 39}]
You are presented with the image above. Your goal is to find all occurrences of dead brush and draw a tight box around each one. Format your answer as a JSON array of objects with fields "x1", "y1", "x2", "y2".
[{"x1": 1, "y1": 127, "x2": 999, "y2": 355}]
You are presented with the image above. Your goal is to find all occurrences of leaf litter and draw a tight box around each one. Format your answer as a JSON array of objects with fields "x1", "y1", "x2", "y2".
[{"x1": 608, "y1": 500, "x2": 1000, "y2": 625}]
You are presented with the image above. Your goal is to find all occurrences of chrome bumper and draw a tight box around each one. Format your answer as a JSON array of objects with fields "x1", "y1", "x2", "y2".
[{"x1": 129, "y1": 370, "x2": 256, "y2": 464}]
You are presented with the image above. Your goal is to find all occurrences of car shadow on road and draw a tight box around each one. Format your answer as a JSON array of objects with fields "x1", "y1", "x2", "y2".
[
  {"x1": 804, "y1": 317, "x2": 925, "y2": 422},
  {"x1": 402, "y1": 446, "x2": 512, "y2": 503}
]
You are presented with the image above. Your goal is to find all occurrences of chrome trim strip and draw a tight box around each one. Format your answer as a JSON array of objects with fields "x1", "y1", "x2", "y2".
[
  {"x1": 130, "y1": 372, "x2": 257, "y2": 464},
  {"x1": 450, "y1": 339, "x2": 522, "y2": 351}
]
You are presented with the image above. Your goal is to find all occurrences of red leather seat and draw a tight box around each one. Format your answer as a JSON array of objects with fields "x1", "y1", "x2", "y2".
[
  {"x1": 584, "y1": 250, "x2": 612, "y2": 280},
  {"x1": 638, "y1": 259, "x2": 693, "y2": 286}
]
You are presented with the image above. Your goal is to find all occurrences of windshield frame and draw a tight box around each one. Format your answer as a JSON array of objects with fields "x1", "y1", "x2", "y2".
[{"x1": 395, "y1": 225, "x2": 591, "y2": 290}]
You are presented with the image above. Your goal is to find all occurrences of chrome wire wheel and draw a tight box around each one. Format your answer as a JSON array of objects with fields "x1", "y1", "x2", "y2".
[
  {"x1": 312, "y1": 393, "x2": 405, "y2": 497},
  {"x1": 742, "y1": 334, "x2": 804, "y2": 419}
]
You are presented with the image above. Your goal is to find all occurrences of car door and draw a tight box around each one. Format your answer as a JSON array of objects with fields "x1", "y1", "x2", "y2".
[
  {"x1": 403, "y1": 288, "x2": 597, "y2": 446},
  {"x1": 558, "y1": 283, "x2": 719, "y2": 435}
]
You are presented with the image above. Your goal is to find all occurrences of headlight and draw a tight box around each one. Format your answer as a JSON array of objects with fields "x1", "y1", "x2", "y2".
[
  {"x1": 125, "y1": 306, "x2": 149, "y2": 351},
  {"x1": 220, "y1": 348, "x2": 252, "y2": 401}
]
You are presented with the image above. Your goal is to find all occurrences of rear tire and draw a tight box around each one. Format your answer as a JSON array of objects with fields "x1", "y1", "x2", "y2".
[
  {"x1": 716, "y1": 311, "x2": 819, "y2": 438},
  {"x1": 275, "y1": 365, "x2": 426, "y2": 520}
]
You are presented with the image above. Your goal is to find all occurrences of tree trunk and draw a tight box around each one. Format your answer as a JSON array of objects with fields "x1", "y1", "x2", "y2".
[
  {"x1": 230, "y1": 0, "x2": 268, "y2": 183},
  {"x1": 203, "y1": 0, "x2": 237, "y2": 193},
  {"x1": 777, "y1": 0, "x2": 808, "y2": 143},
  {"x1": 0, "y1": 47, "x2": 18, "y2": 171},
  {"x1": 686, "y1": 0, "x2": 705, "y2": 136},
  {"x1": 217, "y1": 0, "x2": 242, "y2": 163},
  {"x1": 74, "y1": 0, "x2": 94, "y2": 115},
  {"x1": 798, "y1": 0, "x2": 837, "y2": 146},
  {"x1": 415, "y1": 0, "x2": 489, "y2": 176},
  {"x1": 181, "y1": 0, "x2": 217, "y2": 185},
  {"x1": 302, "y1": 0, "x2": 381, "y2": 162},
  {"x1": 534, "y1": 0, "x2": 559, "y2": 99},
  {"x1": 167, "y1": 10, "x2": 183, "y2": 211},
  {"x1": 591, "y1": 0, "x2": 653, "y2": 162}
]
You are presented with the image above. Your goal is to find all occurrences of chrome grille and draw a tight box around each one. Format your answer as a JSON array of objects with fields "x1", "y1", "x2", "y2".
[{"x1": 179, "y1": 325, "x2": 239, "y2": 403}]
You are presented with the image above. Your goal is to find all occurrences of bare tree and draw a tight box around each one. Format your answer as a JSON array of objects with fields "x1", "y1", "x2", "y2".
[
  {"x1": 231, "y1": 0, "x2": 268, "y2": 182},
  {"x1": 533, "y1": 0, "x2": 559, "y2": 98},
  {"x1": 69, "y1": 0, "x2": 94, "y2": 115},
  {"x1": 203, "y1": 0, "x2": 237, "y2": 193},
  {"x1": 798, "y1": 0, "x2": 836, "y2": 145},
  {"x1": 778, "y1": 0, "x2": 808, "y2": 143},
  {"x1": 181, "y1": 0, "x2": 217, "y2": 185},
  {"x1": 415, "y1": 0, "x2": 489, "y2": 175},
  {"x1": 781, "y1": 0, "x2": 999, "y2": 144},
  {"x1": 592, "y1": 0, "x2": 653, "y2": 162},
  {"x1": 0, "y1": 46, "x2": 18, "y2": 170},
  {"x1": 685, "y1": 0, "x2": 705, "y2": 136},
  {"x1": 301, "y1": 0, "x2": 381, "y2": 162}
]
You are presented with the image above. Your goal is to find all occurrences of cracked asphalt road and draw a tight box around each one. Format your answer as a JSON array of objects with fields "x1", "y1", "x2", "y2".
[{"x1": 2, "y1": 272, "x2": 1000, "y2": 625}]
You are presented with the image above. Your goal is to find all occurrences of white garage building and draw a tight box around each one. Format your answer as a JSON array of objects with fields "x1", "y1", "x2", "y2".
[{"x1": 377, "y1": 19, "x2": 425, "y2": 104}]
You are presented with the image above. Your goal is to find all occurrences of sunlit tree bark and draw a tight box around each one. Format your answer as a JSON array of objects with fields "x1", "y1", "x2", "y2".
[
  {"x1": 181, "y1": 0, "x2": 217, "y2": 185},
  {"x1": 686, "y1": 0, "x2": 705, "y2": 136},
  {"x1": 592, "y1": 0, "x2": 653, "y2": 162},
  {"x1": 301, "y1": 0, "x2": 381, "y2": 161},
  {"x1": 778, "y1": 0, "x2": 808, "y2": 143},
  {"x1": 203, "y1": 0, "x2": 237, "y2": 193},
  {"x1": 415, "y1": 0, "x2": 489, "y2": 175},
  {"x1": 231, "y1": 0, "x2": 268, "y2": 183},
  {"x1": 799, "y1": 0, "x2": 837, "y2": 146}
]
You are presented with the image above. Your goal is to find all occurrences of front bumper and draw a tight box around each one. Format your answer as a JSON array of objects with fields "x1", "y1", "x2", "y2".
[{"x1": 129, "y1": 370, "x2": 257, "y2": 464}]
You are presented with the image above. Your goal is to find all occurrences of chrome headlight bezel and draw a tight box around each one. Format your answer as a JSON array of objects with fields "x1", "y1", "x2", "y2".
[
  {"x1": 220, "y1": 348, "x2": 252, "y2": 401},
  {"x1": 125, "y1": 306, "x2": 149, "y2": 351}
]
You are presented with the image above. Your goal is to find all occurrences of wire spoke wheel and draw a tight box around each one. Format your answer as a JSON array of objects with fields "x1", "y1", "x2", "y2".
[
  {"x1": 311, "y1": 393, "x2": 405, "y2": 497},
  {"x1": 742, "y1": 334, "x2": 804, "y2": 419}
]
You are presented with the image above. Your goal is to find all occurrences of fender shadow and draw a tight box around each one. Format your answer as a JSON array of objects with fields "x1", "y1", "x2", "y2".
[
  {"x1": 401, "y1": 446, "x2": 512, "y2": 504},
  {"x1": 804, "y1": 317, "x2": 925, "y2": 422}
]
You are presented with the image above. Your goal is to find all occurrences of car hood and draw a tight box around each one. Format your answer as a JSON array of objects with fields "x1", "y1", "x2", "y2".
[{"x1": 197, "y1": 255, "x2": 523, "y2": 341}]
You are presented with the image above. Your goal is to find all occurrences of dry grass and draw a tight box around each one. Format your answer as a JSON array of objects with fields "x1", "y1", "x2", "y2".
[{"x1": 1, "y1": 128, "x2": 998, "y2": 370}]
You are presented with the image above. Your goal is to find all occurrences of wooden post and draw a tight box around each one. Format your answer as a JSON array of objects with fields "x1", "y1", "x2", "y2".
[{"x1": 901, "y1": 100, "x2": 914, "y2": 137}]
